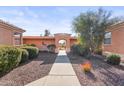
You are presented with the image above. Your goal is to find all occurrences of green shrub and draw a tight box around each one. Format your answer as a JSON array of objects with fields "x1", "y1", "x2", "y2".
[
  {"x1": 19, "y1": 49, "x2": 29, "y2": 63},
  {"x1": 23, "y1": 44, "x2": 36, "y2": 47},
  {"x1": 22, "y1": 46, "x2": 39, "y2": 59},
  {"x1": 107, "y1": 54, "x2": 121, "y2": 65},
  {"x1": 71, "y1": 44, "x2": 79, "y2": 54},
  {"x1": 47, "y1": 44, "x2": 56, "y2": 53},
  {"x1": 30, "y1": 44, "x2": 36, "y2": 47},
  {"x1": 78, "y1": 46, "x2": 89, "y2": 56},
  {"x1": 23, "y1": 44, "x2": 28, "y2": 47},
  {"x1": 71, "y1": 44, "x2": 89, "y2": 56},
  {"x1": 0, "y1": 46, "x2": 22, "y2": 74}
]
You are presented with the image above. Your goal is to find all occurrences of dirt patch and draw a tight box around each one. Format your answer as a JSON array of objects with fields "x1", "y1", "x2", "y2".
[
  {"x1": 0, "y1": 51, "x2": 57, "y2": 86},
  {"x1": 67, "y1": 52, "x2": 124, "y2": 86}
]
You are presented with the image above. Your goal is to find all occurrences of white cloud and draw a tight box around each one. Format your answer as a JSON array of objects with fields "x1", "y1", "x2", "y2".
[
  {"x1": 0, "y1": 10, "x2": 24, "y2": 17},
  {"x1": 0, "y1": 7, "x2": 74, "y2": 36},
  {"x1": 24, "y1": 7, "x2": 39, "y2": 18},
  {"x1": 22, "y1": 18, "x2": 72, "y2": 36}
]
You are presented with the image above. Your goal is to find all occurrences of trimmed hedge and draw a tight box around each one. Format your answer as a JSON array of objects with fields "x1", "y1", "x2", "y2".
[
  {"x1": 23, "y1": 44, "x2": 36, "y2": 47},
  {"x1": 0, "y1": 45, "x2": 39, "y2": 75},
  {"x1": 107, "y1": 54, "x2": 121, "y2": 65},
  {"x1": 19, "y1": 49, "x2": 29, "y2": 63},
  {"x1": 21, "y1": 46, "x2": 39, "y2": 59},
  {"x1": 0, "y1": 46, "x2": 22, "y2": 73},
  {"x1": 47, "y1": 44, "x2": 56, "y2": 53}
]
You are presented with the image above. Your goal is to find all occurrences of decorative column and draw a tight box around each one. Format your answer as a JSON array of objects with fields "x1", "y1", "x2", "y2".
[
  {"x1": 66, "y1": 37, "x2": 70, "y2": 52},
  {"x1": 20, "y1": 33, "x2": 23, "y2": 45}
]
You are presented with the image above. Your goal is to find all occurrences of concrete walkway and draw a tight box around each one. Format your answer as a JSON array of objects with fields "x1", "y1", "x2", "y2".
[{"x1": 26, "y1": 50, "x2": 80, "y2": 86}]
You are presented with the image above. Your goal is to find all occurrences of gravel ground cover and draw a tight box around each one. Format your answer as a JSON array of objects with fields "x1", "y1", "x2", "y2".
[
  {"x1": 0, "y1": 51, "x2": 57, "y2": 86},
  {"x1": 67, "y1": 52, "x2": 124, "y2": 86}
]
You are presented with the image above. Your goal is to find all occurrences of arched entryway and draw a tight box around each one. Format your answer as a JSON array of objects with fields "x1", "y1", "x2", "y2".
[
  {"x1": 58, "y1": 39, "x2": 67, "y2": 50},
  {"x1": 54, "y1": 33, "x2": 71, "y2": 52}
]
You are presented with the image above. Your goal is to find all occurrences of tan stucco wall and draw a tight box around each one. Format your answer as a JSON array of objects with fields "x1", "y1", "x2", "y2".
[
  {"x1": 0, "y1": 20, "x2": 25, "y2": 46},
  {"x1": 23, "y1": 34, "x2": 78, "y2": 52},
  {"x1": 70, "y1": 39, "x2": 77, "y2": 46},
  {"x1": 103, "y1": 26, "x2": 124, "y2": 55},
  {"x1": 0, "y1": 27, "x2": 13, "y2": 45},
  {"x1": 23, "y1": 38, "x2": 55, "y2": 49}
]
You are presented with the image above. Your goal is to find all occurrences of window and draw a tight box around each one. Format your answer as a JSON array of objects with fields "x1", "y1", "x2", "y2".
[
  {"x1": 104, "y1": 32, "x2": 112, "y2": 44},
  {"x1": 14, "y1": 32, "x2": 21, "y2": 45}
]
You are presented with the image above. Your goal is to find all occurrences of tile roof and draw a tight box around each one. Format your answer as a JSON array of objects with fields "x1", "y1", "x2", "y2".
[
  {"x1": 107, "y1": 21, "x2": 124, "y2": 30},
  {"x1": 23, "y1": 36, "x2": 77, "y2": 39},
  {"x1": 0, "y1": 19, "x2": 25, "y2": 32},
  {"x1": 23, "y1": 36, "x2": 55, "y2": 39}
]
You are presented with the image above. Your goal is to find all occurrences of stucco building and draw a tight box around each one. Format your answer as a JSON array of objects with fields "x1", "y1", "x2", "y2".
[
  {"x1": 103, "y1": 22, "x2": 124, "y2": 55},
  {"x1": 23, "y1": 22, "x2": 124, "y2": 54},
  {"x1": 1, "y1": 18, "x2": 124, "y2": 55},
  {"x1": 0, "y1": 20, "x2": 25, "y2": 46},
  {"x1": 23, "y1": 33, "x2": 77, "y2": 52}
]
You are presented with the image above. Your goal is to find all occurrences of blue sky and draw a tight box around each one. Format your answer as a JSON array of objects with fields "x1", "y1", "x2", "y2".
[{"x1": 0, "y1": 6, "x2": 124, "y2": 36}]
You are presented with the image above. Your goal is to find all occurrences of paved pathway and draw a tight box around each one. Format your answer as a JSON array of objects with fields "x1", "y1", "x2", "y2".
[{"x1": 26, "y1": 50, "x2": 80, "y2": 86}]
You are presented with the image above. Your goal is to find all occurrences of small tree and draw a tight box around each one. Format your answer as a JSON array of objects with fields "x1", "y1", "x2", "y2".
[
  {"x1": 44, "y1": 29, "x2": 51, "y2": 36},
  {"x1": 72, "y1": 8, "x2": 122, "y2": 56}
]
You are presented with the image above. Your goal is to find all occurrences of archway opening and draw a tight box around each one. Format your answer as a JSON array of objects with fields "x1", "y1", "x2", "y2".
[{"x1": 58, "y1": 39, "x2": 66, "y2": 50}]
